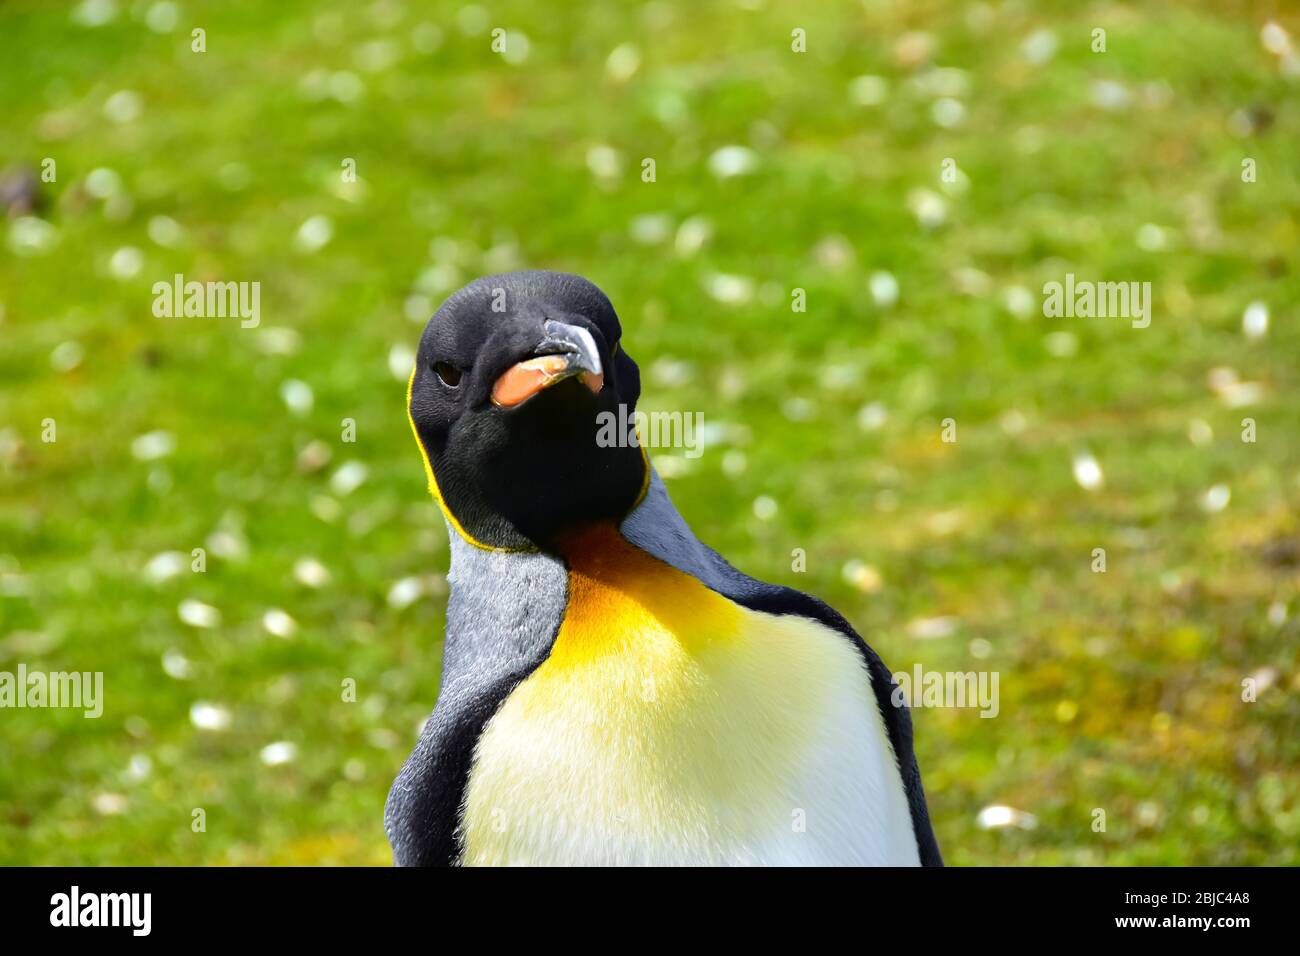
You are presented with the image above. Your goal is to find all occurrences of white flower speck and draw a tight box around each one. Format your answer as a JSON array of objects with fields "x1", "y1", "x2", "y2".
[
  {"x1": 296, "y1": 440, "x2": 332, "y2": 474},
  {"x1": 206, "y1": 528, "x2": 248, "y2": 562},
  {"x1": 654, "y1": 456, "x2": 692, "y2": 479},
  {"x1": 977, "y1": 804, "x2": 1038, "y2": 830},
  {"x1": 387, "y1": 577, "x2": 424, "y2": 609},
  {"x1": 329, "y1": 461, "x2": 369, "y2": 496},
  {"x1": 1072, "y1": 452, "x2": 1104, "y2": 491},
  {"x1": 404, "y1": 294, "x2": 433, "y2": 323},
  {"x1": 162, "y1": 649, "x2": 193, "y2": 679},
  {"x1": 907, "y1": 616, "x2": 958, "y2": 640},
  {"x1": 294, "y1": 557, "x2": 331, "y2": 588},
  {"x1": 294, "y1": 215, "x2": 334, "y2": 253},
  {"x1": 1003, "y1": 285, "x2": 1035, "y2": 319},
  {"x1": 704, "y1": 273, "x2": 754, "y2": 305},
  {"x1": 144, "y1": 551, "x2": 186, "y2": 583},
  {"x1": 104, "y1": 90, "x2": 142, "y2": 123},
  {"x1": 109, "y1": 246, "x2": 143, "y2": 280},
  {"x1": 256, "y1": 327, "x2": 302, "y2": 356},
  {"x1": 586, "y1": 144, "x2": 622, "y2": 180},
  {"x1": 906, "y1": 189, "x2": 947, "y2": 229},
  {"x1": 262, "y1": 609, "x2": 298, "y2": 639},
  {"x1": 500, "y1": 31, "x2": 530, "y2": 65},
  {"x1": 50, "y1": 341, "x2": 84, "y2": 372},
  {"x1": 131, "y1": 430, "x2": 175, "y2": 461},
  {"x1": 85, "y1": 167, "x2": 123, "y2": 199},
  {"x1": 388, "y1": 343, "x2": 415, "y2": 381},
  {"x1": 1045, "y1": 331, "x2": 1078, "y2": 357},
  {"x1": 1136, "y1": 223, "x2": 1168, "y2": 251},
  {"x1": 1242, "y1": 301, "x2": 1268, "y2": 340},
  {"x1": 147, "y1": 215, "x2": 184, "y2": 248},
  {"x1": 630, "y1": 213, "x2": 673, "y2": 245},
  {"x1": 849, "y1": 75, "x2": 888, "y2": 106},
  {"x1": 869, "y1": 271, "x2": 899, "y2": 308},
  {"x1": 1261, "y1": 22, "x2": 1292, "y2": 57},
  {"x1": 605, "y1": 43, "x2": 640, "y2": 82},
  {"x1": 1021, "y1": 29, "x2": 1057, "y2": 64},
  {"x1": 92, "y1": 792, "x2": 129, "y2": 816},
  {"x1": 708, "y1": 145, "x2": 758, "y2": 179},
  {"x1": 1091, "y1": 79, "x2": 1130, "y2": 111},
  {"x1": 178, "y1": 599, "x2": 220, "y2": 629},
  {"x1": 1201, "y1": 484, "x2": 1230, "y2": 513},
  {"x1": 259, "y1": 741, "x2": 298, "y2": 766},
  {"x1": 931, "y1": 97, "x2": 966, "y2": 128},
  {"x1": 842, "y1": 560, "x2": 883, "y2": 593},
  {"x1": 8, "y1": 217, "x2": 59, "y2": 256},
  {"x1": 73, "y1": 0, "x2": 118, "y2": 27},
  {"x1": 280, "y1": 379, "x2": 314, "y2": 417},
  {"x1": 189, "y1": 701, "x2": 231, "y2": 731},
  {"x1": 857, "y1": 401, "x2": 888, "y2": 432},
  {"x1": 145, "y1": 1, "x2": 178, "y2": 33},
  {"x1": 674, "y1": 216, "x2": 712, "y2": 257}
]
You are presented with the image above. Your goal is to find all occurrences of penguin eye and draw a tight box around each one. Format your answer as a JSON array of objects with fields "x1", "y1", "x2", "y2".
[{"x1": 433, "y1": 361, "x2": 463, "y2": 387}]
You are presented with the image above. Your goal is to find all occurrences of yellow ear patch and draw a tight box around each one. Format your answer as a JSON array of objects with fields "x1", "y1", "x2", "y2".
[{"x1": 405, "y1": 366, "x2": 513, "y2": 553}]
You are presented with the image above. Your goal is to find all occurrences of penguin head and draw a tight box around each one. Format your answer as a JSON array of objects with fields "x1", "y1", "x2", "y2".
[{"x1": 408, "y1": 271, "x2": 648, "y2": 551}]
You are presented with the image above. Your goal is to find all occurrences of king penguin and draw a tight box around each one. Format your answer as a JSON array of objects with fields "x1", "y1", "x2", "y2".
[{"x1": 385, "y1": 271, "x2": 942, "y2": 866}]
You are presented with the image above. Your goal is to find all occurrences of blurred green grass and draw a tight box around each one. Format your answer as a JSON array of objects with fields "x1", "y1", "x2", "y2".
[{"x1": 1, "y1": 0, "x2": 1298, "y2": 864}]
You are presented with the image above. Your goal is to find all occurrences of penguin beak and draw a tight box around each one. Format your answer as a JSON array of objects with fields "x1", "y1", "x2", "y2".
[{"x1": 491, "y1": 319, "x2": 605, "y2": 408}]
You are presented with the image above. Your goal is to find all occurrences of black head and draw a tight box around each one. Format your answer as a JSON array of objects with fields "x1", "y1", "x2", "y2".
[{"x1": 408, "y1": 271, "x2": 647, "y2": 551}]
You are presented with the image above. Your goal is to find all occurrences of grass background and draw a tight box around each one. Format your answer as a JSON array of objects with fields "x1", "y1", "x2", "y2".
[{"x1": 1, "y1": 0, "x2": 1297, "y2": 865}]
